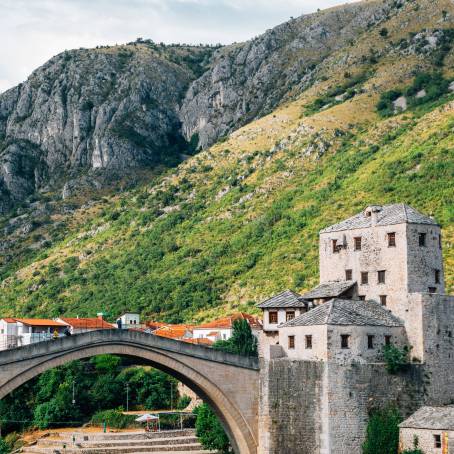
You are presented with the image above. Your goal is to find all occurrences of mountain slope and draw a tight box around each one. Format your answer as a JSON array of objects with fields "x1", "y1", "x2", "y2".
[
  {"x1": 0, "y1": 42, "x2": 215, "y2": 213},
  {"x1": 1, "y1": 0, "x2": 454, "y2": 322}
]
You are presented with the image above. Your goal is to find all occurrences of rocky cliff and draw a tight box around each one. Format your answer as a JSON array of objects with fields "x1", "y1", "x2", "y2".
[
  {"x1": 179, "y1": 0, "x2": 397, "y2": 148},
  {"x1": 0, "y1": 43, "x2": 214, "y2": 213}
]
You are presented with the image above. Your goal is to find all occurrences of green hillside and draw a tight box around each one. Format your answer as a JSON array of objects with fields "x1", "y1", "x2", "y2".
[{"x1": 1, "y1": 0, "x2": 454, "y2": 323}]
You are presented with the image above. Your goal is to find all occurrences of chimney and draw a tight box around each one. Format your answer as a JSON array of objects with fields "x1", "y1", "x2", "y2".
[
  {"x1": 365, "y1": 206, "x2": 382, "y2": 227},
  {"x1": 97, "y1": 312, "x2": 104, "y2": 321}
]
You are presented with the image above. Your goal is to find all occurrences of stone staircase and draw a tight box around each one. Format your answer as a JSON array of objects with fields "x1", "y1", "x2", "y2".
[{"x1": 20, "y1": 429, "x2": 215, "y2": 454}]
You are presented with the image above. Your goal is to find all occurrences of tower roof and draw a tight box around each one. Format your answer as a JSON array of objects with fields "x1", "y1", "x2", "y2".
[
  {"x1": 320, "y1": 204, "x2": 438, "y2": 234},
  {"x1": 302, "y1": 280, "x2": 356, "y2": 300},
  {"x1": 280, "y1": 299, "x2": 403, "y2": 327},
  {"x1": 257, "y1": 290, "x2": 308, "y2": 309}
]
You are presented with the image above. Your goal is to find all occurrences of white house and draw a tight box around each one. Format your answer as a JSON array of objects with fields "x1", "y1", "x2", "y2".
[
  {"x1": 14, "y1": 319, "x2": 67, "y2": 347},
  {"x1": 0, "y1": 318, "x2": 19, "y2": 350},
  {"x1": 192, "y1": 313, "x2": 262, "y2": 343},
  {"x1": 116, "y1": 312, "x2": 141, "y2": 330}
]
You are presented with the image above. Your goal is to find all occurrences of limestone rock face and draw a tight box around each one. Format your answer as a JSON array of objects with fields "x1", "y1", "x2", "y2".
[
  {"x1": 179, "y1": 0, "x2": 394, "y2": 149},
  {"x1": 0, "y1": 44, "x2": 200, "y2": 213}
]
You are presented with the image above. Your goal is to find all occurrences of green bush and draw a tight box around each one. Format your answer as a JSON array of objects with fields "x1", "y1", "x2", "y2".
[
  {"x1": 0, "y1": 438, "x2": 8, "y2": 454},
  {"x1": 402, "y1": 435, "x2": 424, "y2": 454},
  {"x1": 91, "y1": 409, "x2": 138, "y2": 429},
  {"x1": 383, "y1": 344, "x2": 410, "y2": 374},
  {"x1": 362, "y1": 406, "x2": 402, "y2": 454},
  {"x1": 194, "y1": 404, "x2": 231, "y2": 453}
]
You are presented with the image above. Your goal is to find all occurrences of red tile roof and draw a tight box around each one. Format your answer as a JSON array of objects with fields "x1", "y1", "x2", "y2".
[
  {"x1": 59, "y1": 317, "x2": 114, "y2": 329},
  {"x1": 1, "y1": 318, "x2": 17, "y2": 323},
  {"x1": 153, "y1": 325, "x2": 193, "y2": 340},
  {"x1": 15, "y1": 319, "x2": 66, "y2": 327},
  {"x1": 183, "y1": 338, "x2": 214, "y2": 346},
  {"x1": 194, "y1": 313, "x2": 262, "y2": 330},
  {"x1": 146, "y1": 321, "x2": 170, "y2": 330}
]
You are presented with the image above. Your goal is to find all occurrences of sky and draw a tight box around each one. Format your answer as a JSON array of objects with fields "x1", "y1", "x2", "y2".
[{"x1": 0, "y1": 0, "x2": 357, "y2": 93}]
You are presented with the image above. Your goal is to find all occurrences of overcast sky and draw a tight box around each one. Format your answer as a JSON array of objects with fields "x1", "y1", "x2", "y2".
[{"x1": 0, "y1": 0, "x2": 356, "y2": 94}]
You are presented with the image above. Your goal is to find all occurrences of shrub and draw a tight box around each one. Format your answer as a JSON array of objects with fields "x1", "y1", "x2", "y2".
[
  {"x1": 212, "y1": 319, "x2": 258, "y2": 357},
  {"x1": 0, "y1": 438, "x2": 8, "y2": 454},
  {"x1": 91, "y1": 409, "x2": 138, "y2": 429},
  {"x1": 362, "y1": 406, "x2": 402, "y2": 454},
  {"x1": 402, "y1": 435, "x2": 424, "y2": 454},
  {"x1": 194, "y1": 404, "x2": 231, "y2": 453},
  {"x1": 383, "y1": 344, "x2": 410, "y2": 374}
]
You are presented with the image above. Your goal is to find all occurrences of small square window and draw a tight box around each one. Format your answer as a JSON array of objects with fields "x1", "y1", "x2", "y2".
[
  {"x1": 434, "y1": 434, "x2": 441, "y2": 448},
  {"x1": 354, "y1": 237, "x2": 362, "y2": 251},
  {"x1": 380, "y1": 295, "x2": 387, "y2": 306},
  {"x1": 387, "y1": 232, "x2": 396, "y2": 247},
  {"x1": 361, "y1": 272, "x2": 369, "y2": 285},
  {"x1": 429, "y1": 287, "x2": 437, "y2": 294},
  {"x1": 345, "y1": 269, "x2": 353, "y2": 281},
  {"x1": 286, "y1": 311, "x2": 295, "y2": 322},
  {"x1": 385, "y1": 335, "x2": 392, "y2": 346},
  {"x1": 419, "y1": 232, "x2": 426, "y2": 247},
  {"x1": 367, "y1": 335, "x2": 374, "y2": 349},
  {"x1": 305, "y1": 335, "x2": 312, "y2": 349},
  {"x1": 341, "y1": 334, "x2": 350, "y2": 349},
  {"x1": 359, "y1": 295, "x2": 366, "y2": 301},
  {"x1": 288, "y1": 335, "x2": 295, "y2": 349},
  {"x1": 378, "y1": 270, "x2": 386, "y2": 284},
  {"x1": 332, "y1": 239, "x2": 339, "y2": 253},
  {"x1": 435, "y1": 269, "x2": 441, "y2": 284},
  {"x1": 269, "y1": 311, "x2": 278, "y2": 324}
]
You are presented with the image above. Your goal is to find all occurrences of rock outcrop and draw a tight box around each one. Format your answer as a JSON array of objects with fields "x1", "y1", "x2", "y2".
[
  {"x1": 179, "y1": 0, "x2": 397, "y2": 148},
  {"x1": 0, "y1": 43, "x2": 212, "y2": 213}
]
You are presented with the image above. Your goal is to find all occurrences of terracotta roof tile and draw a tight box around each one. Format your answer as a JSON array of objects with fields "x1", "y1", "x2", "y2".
[
  {"x1": 15, "y1": 319, "x2": 66, "y2": 327},
  {"x1": 195, "y1": 313, "x2": 262, "y2": 330},
  {"x1": 1, "y1": 318, "x2": 17, "y2": 323},
  {"x1": 59, "y1": 318, "x2": 114, "y2": 329}
]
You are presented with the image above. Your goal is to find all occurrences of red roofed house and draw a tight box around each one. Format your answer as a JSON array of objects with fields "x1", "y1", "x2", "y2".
[
  {"x1": 192, "y1": 313, "x2": 262, "y2": 343},
  {"x1": 14, "y1": 319, "x2": 67, "y2": 347},
  {"x1": 56, "y1": 316, "x2": 115, "y2": 335},
  {"x1": 153, "y1": 325, "x2": 193, "y2": 341}
]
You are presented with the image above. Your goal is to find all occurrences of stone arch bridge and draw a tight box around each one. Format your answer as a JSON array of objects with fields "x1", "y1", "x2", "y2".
[{"x1": 0, "y1": 330, "x2": 260, "y2": 454}]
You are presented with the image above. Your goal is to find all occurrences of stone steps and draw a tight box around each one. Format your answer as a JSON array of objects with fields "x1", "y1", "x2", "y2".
[{"x1": 20, "y1": 429, "x2": 215, "y2": 454}]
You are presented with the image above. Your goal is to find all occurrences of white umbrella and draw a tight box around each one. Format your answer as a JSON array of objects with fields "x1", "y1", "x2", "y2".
[{"x1": 135, "y1": 414, "x2": 159, "y2": 422}]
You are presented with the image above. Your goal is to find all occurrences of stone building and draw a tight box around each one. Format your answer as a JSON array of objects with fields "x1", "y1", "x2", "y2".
[
  {"x1": 399, "y1": 406, "x2": 454, "y2": 453},
  {"x1": 278, "y1": 298, "x2": 406, "y2": 362},
  {"x1": 257, "y1": 204, "x2": 454, "y2": 454}
]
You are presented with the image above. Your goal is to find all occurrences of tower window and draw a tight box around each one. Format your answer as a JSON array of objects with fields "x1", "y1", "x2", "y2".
[
  {"x1": 345, "y1": 269, "x2": 353, "y2": 280},
  {"x1": 367, "y1": 335, "x2": 374, "y2": 349},
  {"x1": 358, "y1": 295, "x2": 366, "y2": 301},
  {"x1": 288, "y1": 335, "x2": 295, "y2": 349},
  {"x1": 419, "y1": 232, "x2": 426, "y2": 247},
  {"x1": 435, "y1": 269, "x2": 441, "y2": 284},
  {"x1": 286, "y1": 311, "x2": 295, "y2": 322},
  {"x1": 439, "y1": 235, "x2": 442, "y2": 250},
  {"x1": 361, "y1": 272, "x2": 369, "y2": 285},
  {"x1": 305, "y1": 335, "x2": 312, "y2": 349},
  {"x1": 354, "y1": 237, "x2": 362, "y2": 251},
  {"x1": 434, "y1": 434, "x2": 441, "y2": 448},
  {"x1": 429, "y1": 287, "x2": 437, "y2": 294},
  {"x1": 332, "y1": 239, "x2": 339, "y2": 253},
  {"x1": 380, "y1": 295, "x2": 387, "y2": 306},
  {"x1": 341, "y1": 334, "x2": 350, "y2": 349},
  {"x1": 387, "y1": 232, "x2": 396, "y2": 247},
  {"x1": 269, "y1": 311, "x2": 278, "y2": 324},
  {"x1": 385, "y1": 335, "x2": 392, "y2": 346},
  {"x1": 378, "y1": 270, "x2": 386, "y2": 284}
]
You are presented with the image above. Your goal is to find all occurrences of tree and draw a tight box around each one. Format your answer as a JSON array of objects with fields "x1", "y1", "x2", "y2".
[
  {"x1": 213, "y1": 319, "x2": 258, "y2": 357},
  {"x1": 362, "y1": 406, "x2": 402, "y2": 454},
  {"x1": 194, "y1": 404, "x2": 231, "y2": 453}
]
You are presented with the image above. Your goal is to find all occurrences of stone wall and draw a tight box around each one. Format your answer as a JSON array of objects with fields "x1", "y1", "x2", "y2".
[
  {"x1": 400, "y1": 427, "x2": 453, "y2": 453},
  {"x1": 259, "y1": 358, "x2": 426, "y2": 454},
  {"x1": 258, "y1": 359, "x2": 324, "y2": 454}
]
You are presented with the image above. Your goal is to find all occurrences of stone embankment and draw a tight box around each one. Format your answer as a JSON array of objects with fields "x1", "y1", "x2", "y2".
[{"x1": 20, "y1": 429, "x2": 215, "y2": 454}]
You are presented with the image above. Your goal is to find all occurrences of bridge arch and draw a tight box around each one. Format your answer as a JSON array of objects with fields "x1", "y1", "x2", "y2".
[{"x1": 0, "y1": 330, "x2": 259, "y2": 454}]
